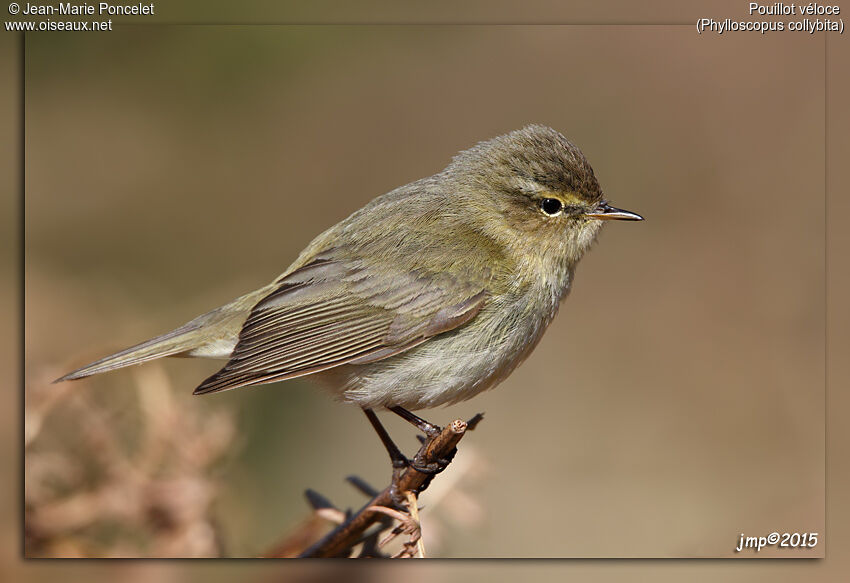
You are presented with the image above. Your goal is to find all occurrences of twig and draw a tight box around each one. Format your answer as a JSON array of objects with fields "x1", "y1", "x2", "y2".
[
  {"x1": 295, "y1": 417, "x2": 475, "y2": 558},
  {"x1": 405, "y1": 490, "x2": 426, "y2": 558}
]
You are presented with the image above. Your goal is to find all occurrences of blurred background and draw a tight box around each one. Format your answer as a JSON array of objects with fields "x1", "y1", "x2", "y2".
[
  {"x1": 9, "y1": 7, "x2": 842, "y2": 573},
  {"x1": 22, "y1": 25, "x2": 825, "y2": 558}
]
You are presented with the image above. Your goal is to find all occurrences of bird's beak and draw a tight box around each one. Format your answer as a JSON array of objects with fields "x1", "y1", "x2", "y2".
[{"x1": 586, "y1": 201, "x2": 644, "y2": 221}]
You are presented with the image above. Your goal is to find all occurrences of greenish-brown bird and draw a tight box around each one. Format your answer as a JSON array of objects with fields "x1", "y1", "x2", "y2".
[{"x1": 57, "y1": 125, "x2": 642, "y2": 435}]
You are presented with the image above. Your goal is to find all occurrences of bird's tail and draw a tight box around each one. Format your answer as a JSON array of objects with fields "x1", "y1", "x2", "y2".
[
  {"x1": 52, "y1": 283, "x2": 275, "y2": 383},
  {"x1": 54, "y1": 321, "x2": 209, "y2": 382}
]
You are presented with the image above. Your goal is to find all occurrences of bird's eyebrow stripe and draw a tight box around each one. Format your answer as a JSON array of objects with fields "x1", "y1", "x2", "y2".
[{"x1": 535, "y1": 191, "x2": 585, "y2": 207}]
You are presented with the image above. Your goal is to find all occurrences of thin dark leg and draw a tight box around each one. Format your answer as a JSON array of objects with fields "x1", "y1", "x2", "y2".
[
  {"x1": 389, "y1": 406, "x2": 442, "y2": 438},
  {"x1": 363, "y1": 408, "x2": 408, "y2": 470}
]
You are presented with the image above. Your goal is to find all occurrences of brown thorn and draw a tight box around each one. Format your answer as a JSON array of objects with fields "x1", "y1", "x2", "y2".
[
  {"x1": 305, "y1": 489, "x2": 338, "y2": 512},
  {"x1": 467, "y1": 412, "x2": 485, "y2": 430},
  {"x1": 346, "y1": 475, "x2": 379, "y2": 498}
]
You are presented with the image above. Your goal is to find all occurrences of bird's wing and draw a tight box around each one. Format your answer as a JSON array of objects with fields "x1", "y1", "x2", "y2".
[{"x1": 193, "y1": 249, "x2": 489, "y2": 395}]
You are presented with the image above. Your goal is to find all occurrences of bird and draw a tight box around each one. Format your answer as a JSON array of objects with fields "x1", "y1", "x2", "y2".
[{"x1": 57, "y1": 124, "x2": 642, "y2": 448}]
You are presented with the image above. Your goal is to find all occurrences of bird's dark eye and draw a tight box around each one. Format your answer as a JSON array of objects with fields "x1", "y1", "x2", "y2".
[{"x1": 539, "y1": 198, "x2": 563, "y2": 216}]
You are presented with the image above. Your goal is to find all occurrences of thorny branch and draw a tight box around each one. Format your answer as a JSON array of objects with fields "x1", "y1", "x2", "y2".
[{"x1": 265, "y1": 413, "x2": 484, "y2": 558}]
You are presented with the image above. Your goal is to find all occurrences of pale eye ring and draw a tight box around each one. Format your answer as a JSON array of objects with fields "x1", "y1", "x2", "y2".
[{"x1": 539, "y1": 198, "x2": 563, "y2": 216}]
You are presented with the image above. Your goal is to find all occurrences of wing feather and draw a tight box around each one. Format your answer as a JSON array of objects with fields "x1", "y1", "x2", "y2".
[{"x1": 193, "y1": 251, "x2": 488, "y2": 395}]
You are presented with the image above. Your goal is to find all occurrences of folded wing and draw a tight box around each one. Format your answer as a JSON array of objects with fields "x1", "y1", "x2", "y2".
[{"x1": 193, "y1": 249, "x2": 488, "y2": 395}]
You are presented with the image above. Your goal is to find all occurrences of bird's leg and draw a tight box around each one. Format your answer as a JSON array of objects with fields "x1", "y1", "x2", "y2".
[
  {"x1": 388, "y1": 406, "x2": 442, "y2": 439},
  {"x1": 363, "y1": 408, "x2": 411, "y2": 507},
  {"x1": 363, "y1": 408, "x2": 408, "y2": 470}
]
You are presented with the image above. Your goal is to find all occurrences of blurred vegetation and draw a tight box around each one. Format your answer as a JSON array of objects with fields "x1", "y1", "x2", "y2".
[
  {"x1": 26, "y1": 364, "x2": 234, "y2": 557},
  {"x1": 24, "y1": 362, "x2": 486, "y2": 558}
]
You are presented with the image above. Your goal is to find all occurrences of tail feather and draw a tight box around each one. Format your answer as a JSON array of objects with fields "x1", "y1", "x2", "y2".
[
  {"x1": 54, "y1": 284, "x2": 275, "y2": 384},
  {"x1": 54, "y1": 322, "x2": 203, "y2": 382}
]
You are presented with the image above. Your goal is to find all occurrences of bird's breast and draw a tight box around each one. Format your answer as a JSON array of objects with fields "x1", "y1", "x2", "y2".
[{"x1": 328, "y1": 274, "x2": 571, "y2": 410}]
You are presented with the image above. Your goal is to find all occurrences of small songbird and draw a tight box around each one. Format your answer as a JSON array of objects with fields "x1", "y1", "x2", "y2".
[{"x1": 57, "y1": 125, "x2": 642, "y2": 439}]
